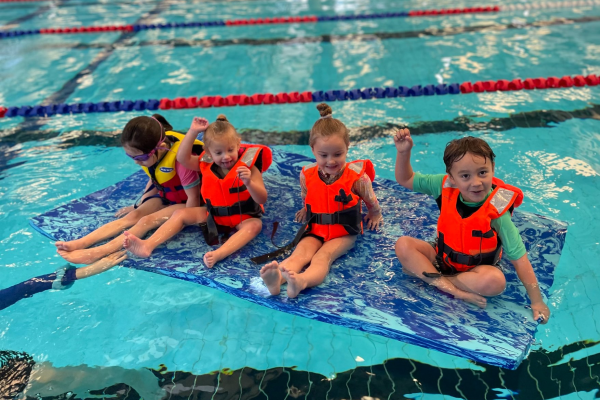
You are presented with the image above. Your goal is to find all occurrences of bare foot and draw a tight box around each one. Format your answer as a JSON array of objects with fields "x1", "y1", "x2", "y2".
[
  {"x1": 457, "y1": 291, "x2": 487, "y2": 309},
  {"x1": 260, "y1": 261, "x2": 282, "y2": 295},
  {"x1": 203, "y1": 250, "x2": 224, "y2": 268},
  {"x1": 123, "y1": 231, "x2": 153, "y2": 258},
  {"x1": 57, "y1": 247, "x2": 105, "y2": 265},
  {"x1": 55, "y1": 239, "x2": 88, "y2": 252},
  {"x1": 281, "y1": 267, "x2": 307, "y2": 299}
]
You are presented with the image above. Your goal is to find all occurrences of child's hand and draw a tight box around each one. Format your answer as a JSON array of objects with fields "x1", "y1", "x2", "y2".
[
  {"x1": 531, "y1": 301, "x2": 550, "y2": 324},
  {"x1": 190, "y1": 117, "x2": 209, "y2": 134},
  {"x1": 236, "y1": 166, "x2": 252, "y2": 185},
  {"x1": 364, "y1": 211, "x2": 383, "y2": 231},
  {"x1": 393, "y1": 128, "x2": 413, "y2": 154},
  {"x1": 115, "y1": 205, "x2": 134, "y2": 218},
  {"x1": 295, "y1": 208, "x2": 307, "y2": 223}
]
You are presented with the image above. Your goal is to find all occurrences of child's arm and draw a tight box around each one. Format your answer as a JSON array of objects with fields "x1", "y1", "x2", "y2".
[
  {"x1": 236, "y1": 165, "x2": 268, "y2": 204},
  {"x1": 115, "y1": 178, "x2": 156, "y2": 218},
  {"x1": 295, "y1": 170, "x2": 308, "y2": 223},
  {"x1": 183, "y1": 186, "x2": 200, "y2": 208},
  {"x1": 177, "y1": 117, "x2": 209, "y2": 171},
  {"x1": 353, "y1": 175, "x2": 383, "y2": 230},
  {"x1": 393, "y1": 128, "x2": 415, "y2": 190},
  {"x1": 511, "y1": 254, "x2": 551, "y2": 324}
]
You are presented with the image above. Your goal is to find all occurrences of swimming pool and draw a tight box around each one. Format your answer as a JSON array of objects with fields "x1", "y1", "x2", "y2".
[{"x1": 1, "y1": 0, "x2": 600, "y2": 398}]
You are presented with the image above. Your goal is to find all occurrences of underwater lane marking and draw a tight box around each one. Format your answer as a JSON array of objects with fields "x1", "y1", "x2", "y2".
[
  {"x1": 1, "y1": 0, "x2": 68, "y2": 28},
  {"x1": 8, "y1": 0, "x2": 171, "y2": 132}
]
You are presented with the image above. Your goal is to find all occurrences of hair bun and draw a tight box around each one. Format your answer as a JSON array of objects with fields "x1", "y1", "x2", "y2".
[
  {"x1": 216, "y1": 114, "x2": 229, "y2": 122},
  {"x1": 316, "y1": 103, "x2": 332, "y2": 118}
]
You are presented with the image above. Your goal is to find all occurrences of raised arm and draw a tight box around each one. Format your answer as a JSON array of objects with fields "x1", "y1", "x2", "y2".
[
  {"x1": 393, "y1": 128, "x2": 415, "y2": 190},
  {"x1": 177, "y1": 117, "x2": 209, "y2": 171}
]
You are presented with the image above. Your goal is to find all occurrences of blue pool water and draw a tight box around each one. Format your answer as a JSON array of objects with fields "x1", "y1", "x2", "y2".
[{"x1": 1, "y1": 0, "x2": 600, "y2": 398}]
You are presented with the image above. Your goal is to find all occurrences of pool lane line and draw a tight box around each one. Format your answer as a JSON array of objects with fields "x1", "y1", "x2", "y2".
[
  {"x1": 2, "y1": 0, "x2": 68, "y2": 29},
  {"x1": 1, "y1": 74, "x2": 599, "y2": 119},
  {"x1": 3, "y1": 1, "x2": 600, "y2": 40},
  {"x1": 31, "y1": 15, "x2": 600, "y2": 51},
  {"x1": 2, "y1": 103, "x2": 599, "y2": 147},
  {"x1": 9, "y1": 0, "x2": 172, "y2": 133}
]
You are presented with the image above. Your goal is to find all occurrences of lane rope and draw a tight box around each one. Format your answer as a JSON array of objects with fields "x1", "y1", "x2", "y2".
[
  {"x1": 1, "y1": 74, "x2": 598, "y2": 119},
  {"x1": 2, "y1": 1, "x2": 600, "y2": 39}
]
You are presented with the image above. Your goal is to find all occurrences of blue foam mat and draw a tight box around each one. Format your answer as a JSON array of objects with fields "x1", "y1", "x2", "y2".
[{"x1": 30, "y1": 150, "x2": 567, "y2": 369}]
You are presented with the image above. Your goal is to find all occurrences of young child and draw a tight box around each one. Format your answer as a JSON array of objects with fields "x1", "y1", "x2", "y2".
[
  {"x1": 393, "y1": 130, "x2": 551, "y2": 323},
  {"x1": 123, "y1": 115, "x2": 271, "y2": 268},
  {"x1": 259, "y1": 103, "x2": 383, "y2": 299},
  {"x1": 55, "y1": 114, "x2": 203, "y2": 265}
]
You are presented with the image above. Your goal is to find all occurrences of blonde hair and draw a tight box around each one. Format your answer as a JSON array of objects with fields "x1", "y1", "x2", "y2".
[
  {"x1": 203, "y1": 114, "x2": 241, "y2": 149},
  {"x1": 309, "y1": 103, "x2": 350, "y2": 148}
]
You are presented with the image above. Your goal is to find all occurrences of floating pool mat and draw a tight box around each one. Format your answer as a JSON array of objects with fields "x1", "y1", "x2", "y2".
[{"x1": 30, "y1": 150, "x2": 567, "y2": 369}]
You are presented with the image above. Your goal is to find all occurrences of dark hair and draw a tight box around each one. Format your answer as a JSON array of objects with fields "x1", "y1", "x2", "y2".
[
  {"x1": 309, "y1": 103, "x2": 350, "y2": 148},
  {"x1": 120, "y1": 114, "x2": 173, "y2": 153},
  {"x1": 443, "y1": 136, "x2": 496, "y2": 173},
  {"x1": 203, "y1": 114, "x2": 240, "y2": 149}
]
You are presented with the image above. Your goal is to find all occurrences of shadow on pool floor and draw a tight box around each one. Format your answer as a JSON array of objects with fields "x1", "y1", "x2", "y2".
[{"x1": 3, "y1": 339, "x2": 599, "y2": 400}]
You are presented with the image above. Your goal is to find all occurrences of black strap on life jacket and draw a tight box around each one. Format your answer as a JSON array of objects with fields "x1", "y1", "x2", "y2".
[
  {"x1": 201, "y1": 198, "x2": 262, "y2": 246},
  {"x1": 250, "y1": 189, "x2": 362, "y2": 264},
  {"x1": 434, "y1": 231, "x2": 502, "y2": 270}
]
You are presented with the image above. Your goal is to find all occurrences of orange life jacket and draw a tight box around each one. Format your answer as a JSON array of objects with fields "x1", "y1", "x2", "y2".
[
  {"x1": 199, "y1": 144, "x2": 272, "y2": 231},
  {"x1": 303, "y1": 160, "x2": 375, "y2": 242},
  {"x1": 436, "y1": 176, "x2": 523, "y2": 273}
]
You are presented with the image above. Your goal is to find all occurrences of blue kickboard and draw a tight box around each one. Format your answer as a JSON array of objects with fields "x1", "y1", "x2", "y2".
[{"x1": 30, "y1": 150, "x2": 567, "y2": 369}]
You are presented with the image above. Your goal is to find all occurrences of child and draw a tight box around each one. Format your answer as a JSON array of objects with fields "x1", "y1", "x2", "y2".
[
  {"x1": 123, "y1": 115, "x2": 271, "y2": 268},
  {"x1": 393, "y1": 131, "x2": 551, "y2": 323},
  {"x1": 259, "y1": 103, "x2": 383, "y2": 299},
  {"x1": 55, "y1": 114, "x2": 203, "y2": 265}
]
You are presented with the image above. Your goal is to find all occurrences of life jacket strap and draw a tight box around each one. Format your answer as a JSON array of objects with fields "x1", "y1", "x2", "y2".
[
  {"x1": 161, "y1": 185, "x2": 184, "y2": 193},
  {"x1": 207, "y1": 198, "x2": 262, "y2": 218},
  {"x1": 306, "y1": 203, "x2": 361, "y2": 235},
  {"x1": 437, "y1": 232, "x2": 501, "y2": 267},
  {"x1": 251, "y1": 216, "x2": 313, "y2": 265}
]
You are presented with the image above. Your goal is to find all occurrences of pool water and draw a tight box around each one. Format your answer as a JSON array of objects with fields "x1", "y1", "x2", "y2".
[{"x1": 1, "y1": 0, "x2": 600, "y2": 398}]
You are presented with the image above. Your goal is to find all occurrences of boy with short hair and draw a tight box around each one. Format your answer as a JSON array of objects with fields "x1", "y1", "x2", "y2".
[{"x1": 393, "y1": 129, "x2": 550, "y2": 323}]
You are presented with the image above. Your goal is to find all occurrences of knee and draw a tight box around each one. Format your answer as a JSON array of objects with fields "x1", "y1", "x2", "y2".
[
  {"x1": 394, "y1": 236, "x2": 412, "y2": 260},
  {"x1": 123, "y1": 210, "x2": 143, "y2": 224},
  {"x1": 479, "y1": 268, "x2": 506, "y2": 296},
  {"x1": 246, "y1": 219, "x2": 263, "y2": 236}
]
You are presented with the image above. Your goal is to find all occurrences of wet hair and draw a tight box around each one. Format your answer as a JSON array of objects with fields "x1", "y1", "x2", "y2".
[
  {"x1": 0, "y1": 350, "x2": 35, "y2": 398},
  {"x1": 203, "y1": 114, "x2": 240, "y2": 149},
  {"x1": 309, "y1": 103, "x2": 350, "y2": 148},
  {"x1": 120, "y1": 114, "x2": 173, "y2": 153},
  {"x1": 443, "y1": 136, "x2": 496, "y2": 173}
]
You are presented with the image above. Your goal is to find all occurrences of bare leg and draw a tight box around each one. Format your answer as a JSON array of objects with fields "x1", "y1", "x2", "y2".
[
  {"x1": 260, "y1": 236, "x2": 322, "y2": 295},
  {"x1": 55, "y1": 197, "x2": 164, "y2": 251},
  {"x1": 395, "y1": 236, "x2": 487, "y2": 308},
  {"x1": 124, "y1": 207, "x2": 207, "y2": 258},
  {"x1": 74, "y1": 250, "x2": 128, "y2": 279},
  {"x1": 58, "y1": 204, "x2": 185, "y2": 264},
  {"x1": 448, "y1": 265, "x2": 506, "y2": 297},
  {"x1": 282, "y1": 235, "x2": 357, "y2": 298},
  {"x1": 204, "y1": 218, "x2": 263, "y2": 268}
]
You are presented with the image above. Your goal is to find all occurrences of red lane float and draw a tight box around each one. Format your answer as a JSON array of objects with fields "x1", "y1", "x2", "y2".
[{"x1": 1, "y1": 75, "x2": 598, "y2": 119}]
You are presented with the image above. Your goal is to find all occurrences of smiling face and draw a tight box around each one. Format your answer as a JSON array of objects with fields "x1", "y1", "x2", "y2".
[
  {"x1": 448, "y1": 152, "x2": 495, "y2": 203},
  {"x1": 311, "y1": 134, "x2": 348, "y2": 175},
  {"x1": 206, "y1": 135, "x2": 240, "y2": 170}
]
